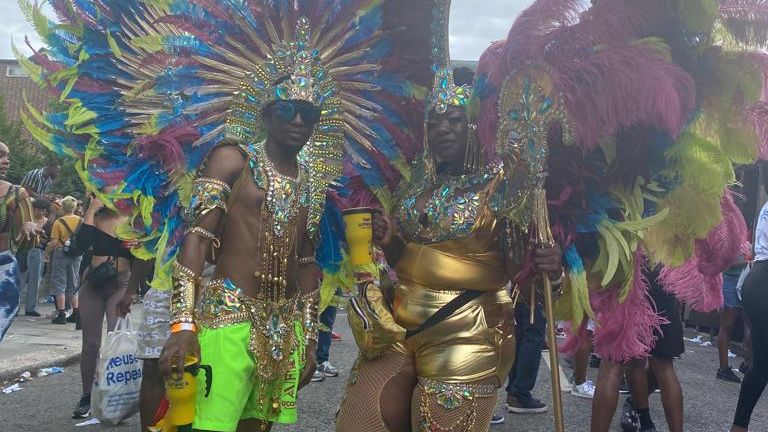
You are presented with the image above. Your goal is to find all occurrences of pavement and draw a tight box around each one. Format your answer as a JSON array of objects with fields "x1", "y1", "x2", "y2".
[
  {"x1": 0, "y1": 303, "x2": 83, "y2": 381},
  {"x1": 1, "y1": 309, "x2": 767, "y2": 431}
]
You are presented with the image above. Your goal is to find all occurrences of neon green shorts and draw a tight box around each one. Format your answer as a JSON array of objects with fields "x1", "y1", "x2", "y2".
[{"x1": 193, "y1": 321, "x2": 306, "y2": 431}]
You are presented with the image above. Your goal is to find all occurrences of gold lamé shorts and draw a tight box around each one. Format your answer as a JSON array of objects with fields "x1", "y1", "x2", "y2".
[{"x1": 391, "y1": 283, "x2": 516, "y2": 385}]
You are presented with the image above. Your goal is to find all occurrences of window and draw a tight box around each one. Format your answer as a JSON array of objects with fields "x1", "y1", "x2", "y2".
[{"x1": 6, "y1": 64, "x2": 29, "y2": 78}]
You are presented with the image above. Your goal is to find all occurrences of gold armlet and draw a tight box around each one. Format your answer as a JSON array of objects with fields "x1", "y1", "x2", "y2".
[
  {"x1": 182, "y1": 177, "x2": 231, "y2": 224},
  {"x1": 186, "y1": 226, "x2": 221, "y2": 249},
  {"x1": 300, "y1": 290, "x2": 320, "y2": 343},
  {"x1": 171, "y1": 261, "x2": 200, "y2": 325}
]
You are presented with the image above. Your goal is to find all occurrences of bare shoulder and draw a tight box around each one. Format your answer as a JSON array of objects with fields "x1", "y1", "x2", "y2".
[
  {"x1": 0, "y1": 181, "x2": 12, "y2": 197},
  {"x1": 201, "y1": 144, "x2": 247, "y2": 186}
]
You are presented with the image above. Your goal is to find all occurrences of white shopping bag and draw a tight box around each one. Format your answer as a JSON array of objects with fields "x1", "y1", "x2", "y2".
[{"x1": 91, "y1": 315, "x2": 142, "y2": 425}]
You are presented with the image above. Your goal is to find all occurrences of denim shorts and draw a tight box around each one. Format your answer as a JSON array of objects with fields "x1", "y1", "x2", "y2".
[{"x1": 722, "y1": 271, "x2": 742, "y2": 308}]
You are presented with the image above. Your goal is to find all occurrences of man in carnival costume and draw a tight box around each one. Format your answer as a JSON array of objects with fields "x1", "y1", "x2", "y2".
[{"x1": 18, "y1": 1, "x2": 423, "y2": 430}]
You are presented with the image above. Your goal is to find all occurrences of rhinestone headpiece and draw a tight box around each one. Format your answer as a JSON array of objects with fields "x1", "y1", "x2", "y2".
[
  {"x1": 226, "y1": 16, "x2": 337, "y2": 140},
  {"x1": 270, "y1": 17, "x2": 330, "y2": 108},
  {"x1": 426, "y1": 66, "x2": 472, "y2": 114}
]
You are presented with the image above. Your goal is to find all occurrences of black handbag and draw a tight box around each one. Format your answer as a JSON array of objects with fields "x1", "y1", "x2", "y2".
[{"x1": 86, "y1": 258, "x2": 118, "y2": 288}]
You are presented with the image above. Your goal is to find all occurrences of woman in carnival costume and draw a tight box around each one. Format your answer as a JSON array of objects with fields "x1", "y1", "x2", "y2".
[
  {"x1": 334, "y1": 0, "x2": 768, "y2": 430},
  {"x1": 19, "y1": 0, "x2": 428, "y2": 430}
]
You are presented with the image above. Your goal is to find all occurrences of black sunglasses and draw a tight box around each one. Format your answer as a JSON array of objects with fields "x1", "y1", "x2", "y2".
[{"x1": 269, "y1": 101, "x2": 321, "y2": 125}]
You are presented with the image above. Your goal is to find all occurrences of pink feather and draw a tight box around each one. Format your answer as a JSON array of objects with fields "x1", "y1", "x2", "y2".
[
  {"x1": 660, "y1": 191, "x2": 750, "y2": 312},
  {"x1": 504, "y1": 0, "x2": 584, "y2": 64},
  {"x1": 135, "y1": 124, "x2": 200, "y2": 170},
  {"x1": 590, "y1": 252, "x2": 666, "y2": 362},
  {"x1": 557, "y1": 44, "x2": 696, "y2": 149}
]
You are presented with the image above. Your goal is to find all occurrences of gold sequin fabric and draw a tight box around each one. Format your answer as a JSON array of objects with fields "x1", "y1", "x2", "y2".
[{"x1": 397, "y1": 160, "x2": 503, "y2": 245}]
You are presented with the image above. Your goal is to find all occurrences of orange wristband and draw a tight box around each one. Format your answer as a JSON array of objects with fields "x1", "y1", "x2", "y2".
[{"x1": 171, "y1": 322, "x2": 197, "y2": 334}]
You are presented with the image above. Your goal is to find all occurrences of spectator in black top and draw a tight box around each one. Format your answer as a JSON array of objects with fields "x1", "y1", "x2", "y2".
[{"x1": 72, "y1": 194, "x2": 135, "y2": 419}]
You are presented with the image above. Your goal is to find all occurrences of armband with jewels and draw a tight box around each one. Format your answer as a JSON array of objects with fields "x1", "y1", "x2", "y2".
[
  {"x1": 171, "y1": 261, "x2": 200, "y2": 325},
  {"x1": 300, "y1": 290, "x2": 320, "y2": 343},
  {"x1": 181, "y1": 177, "x2": 231, "y2": 224}
]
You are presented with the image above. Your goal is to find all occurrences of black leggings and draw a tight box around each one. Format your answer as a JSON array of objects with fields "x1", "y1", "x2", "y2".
[{"x1": 733, "y1": 261, "x2": 768, "y2": 428}]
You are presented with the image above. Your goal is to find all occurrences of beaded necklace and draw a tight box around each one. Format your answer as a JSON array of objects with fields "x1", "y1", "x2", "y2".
[{"x1": 243, "y1": 141, "x2": 306, "y2": 302}]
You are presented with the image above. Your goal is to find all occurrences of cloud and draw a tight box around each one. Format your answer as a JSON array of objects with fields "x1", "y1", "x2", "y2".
[
  {"x1": 0, "y1": 0, "x2": 533, "y2": 60},
  {"x1": 1, "y1": 2, "x2": 44, "y2": 59},
  {"x1": 450, "y1": 0, "x2": 532, "y2": 60}
]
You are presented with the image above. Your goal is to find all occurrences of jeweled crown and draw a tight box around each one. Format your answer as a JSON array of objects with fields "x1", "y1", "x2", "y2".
[
  {"x1": 270, "y1": 17, "x2": 330, "y2": 108},
  {"x1": 426, "y1": 66, "x2": 472, "y2": 114}
]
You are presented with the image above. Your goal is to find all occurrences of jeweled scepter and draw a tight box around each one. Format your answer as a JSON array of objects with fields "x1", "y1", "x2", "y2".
[{"x1": 532, "y1": 182, "x2": 565, "y2": 432}]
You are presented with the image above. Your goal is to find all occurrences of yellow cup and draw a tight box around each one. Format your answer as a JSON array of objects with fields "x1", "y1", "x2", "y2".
[
  {"x1": 164, "y1": 356, "x2": 212, "y2": 426},
  {"x1": 343, "y1": 207, "x2": 374, "y2": 267}
]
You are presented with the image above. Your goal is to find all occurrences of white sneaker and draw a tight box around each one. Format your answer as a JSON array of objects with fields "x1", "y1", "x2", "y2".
[
  {"x1": 570, "y1": 380, "x2": 596, "y2": 399},
  {"x1": 311, "y1": 369, "x2": 325, "y2": 382},
  {"x1": 318, "y1": 361, "x2": 339, "y2": 377}
]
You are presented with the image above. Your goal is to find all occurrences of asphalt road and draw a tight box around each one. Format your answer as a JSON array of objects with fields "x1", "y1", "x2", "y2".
[{"x1": 1, "y1": 312, "x2": 766, "y2": 432}]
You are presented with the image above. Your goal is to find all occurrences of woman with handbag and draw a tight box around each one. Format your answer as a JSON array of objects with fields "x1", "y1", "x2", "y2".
[{"x1": 72, "y1": 194, "x2": 134, "y2": 419}]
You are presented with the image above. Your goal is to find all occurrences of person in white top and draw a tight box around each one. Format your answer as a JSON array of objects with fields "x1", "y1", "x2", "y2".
[{"x1": 731, "y1": 198, "x2": 768, "y2": 431}]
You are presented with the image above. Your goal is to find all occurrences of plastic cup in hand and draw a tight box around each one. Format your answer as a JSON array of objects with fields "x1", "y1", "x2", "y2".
[{"x1": 343, "y1": 207, "x2": 374, "y2": 267}]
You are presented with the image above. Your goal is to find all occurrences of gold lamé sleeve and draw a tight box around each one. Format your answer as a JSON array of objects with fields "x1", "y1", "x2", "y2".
[
  {"x1": 181, "y1": 177, "x2": 232, "y2": 225},
  {"x1": 171, "y1": 261, "x2": 200, "y2": 325}
]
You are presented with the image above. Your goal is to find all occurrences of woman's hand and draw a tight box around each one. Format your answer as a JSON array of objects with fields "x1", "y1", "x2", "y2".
[
  {"x1": 115, "y1": 292, "x2": 134, "y2": 318},
  {"x1": 87, "y1": 196, "x2": 104, "y2": 213},
  {"x1": 372, "y1": 209, "x2": 393, "y2": 248},
  {"x1": 534, "y1": 244, "x2": 563, "y2": 281}
]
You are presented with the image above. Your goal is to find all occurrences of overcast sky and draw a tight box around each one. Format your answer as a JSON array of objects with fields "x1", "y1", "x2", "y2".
[{"x1": 0, "y1": 1, "x2": 533, "y2": 61}]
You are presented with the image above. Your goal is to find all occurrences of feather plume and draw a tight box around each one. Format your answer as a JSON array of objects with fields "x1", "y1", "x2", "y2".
[
  {"x1": 719, "y1": 0, "x2": 768, "y2": 48},
  {"x1": 590, "y1": 252, "x2": 666, "y2": 362},
  {"x1": 660, "y1": 191, "x2": 749, "y2": 311}
]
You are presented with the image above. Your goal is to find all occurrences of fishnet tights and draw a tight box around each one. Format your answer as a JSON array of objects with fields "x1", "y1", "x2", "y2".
[
  {"x1": 336, "y1": 350, "x2": 414, "y2": 432},
  {"x1": 410, "y1": 377, "x2": 499, "y2": 432}
]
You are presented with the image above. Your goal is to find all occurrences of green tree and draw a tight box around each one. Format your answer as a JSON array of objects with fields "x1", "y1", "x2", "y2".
[{"x1": 0, "y1": 96, "x2": 83, "y2": 198}]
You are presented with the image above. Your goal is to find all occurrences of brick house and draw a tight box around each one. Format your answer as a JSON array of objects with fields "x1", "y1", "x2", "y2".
[{"x1": 0, "y1": 58, "x2": 51, "y2": 142}]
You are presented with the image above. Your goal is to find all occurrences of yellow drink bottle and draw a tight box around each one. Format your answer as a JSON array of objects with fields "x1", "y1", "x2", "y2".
[
  {"x1": 164, "y1": 356, "x2": 212, "y2": 427},
  {"x1": 342, "y1": 207, "x2": 374, "y2": 267}
]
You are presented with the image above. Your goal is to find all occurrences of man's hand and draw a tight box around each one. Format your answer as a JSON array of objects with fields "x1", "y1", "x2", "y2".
[
  {"x1": 159, "y1": 331, "x2": 200, "y2": 380},
  {"x1": 115, "y1": 292, "x2": 134, "y2": 318},
  {"x1": 372, "y1": 209, "x2": 393, "y2": 248},
  {"x1": 298, "y1": 342, "x2": 317, "y2": 389},
  {"x1": 533, "y1": 244, "x2": 564, "y2": 281}
]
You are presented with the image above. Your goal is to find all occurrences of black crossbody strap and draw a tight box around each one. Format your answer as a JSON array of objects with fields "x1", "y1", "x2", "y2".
[{"x1": 405, "y1": 289, "x2": 484, "y2": 339}]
